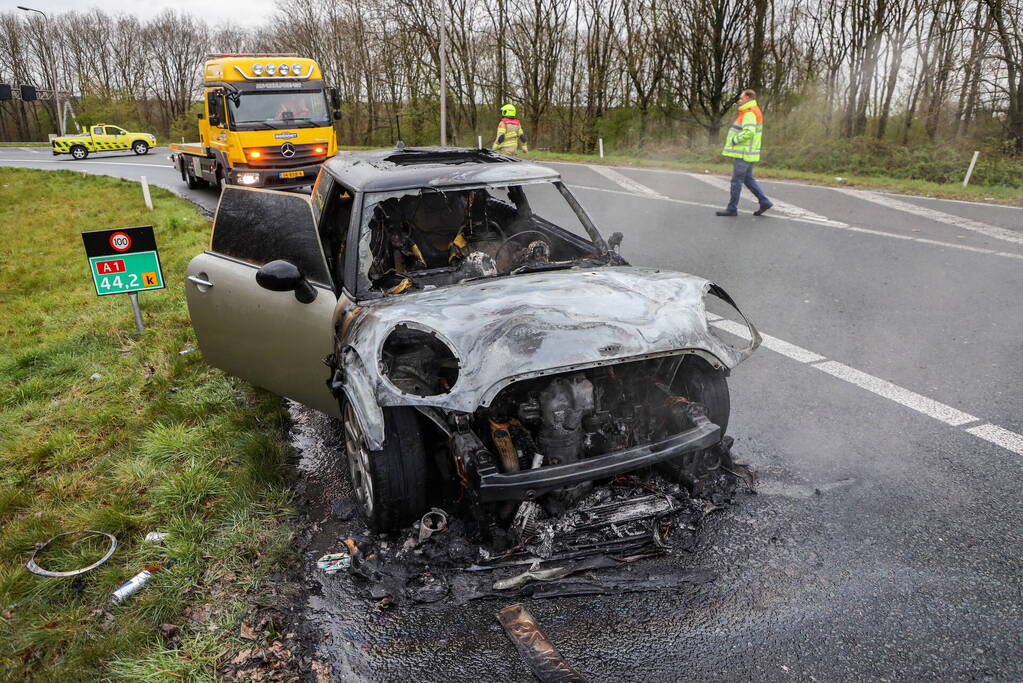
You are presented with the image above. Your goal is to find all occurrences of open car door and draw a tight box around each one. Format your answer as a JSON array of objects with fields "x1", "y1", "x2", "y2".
[{"x1": 185, "y1": 186, "x2": 339, "y2": 416}]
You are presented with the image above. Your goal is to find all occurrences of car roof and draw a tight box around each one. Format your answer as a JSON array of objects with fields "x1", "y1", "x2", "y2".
[{"x1": 322, "y1": 147, "x2": 561, "y2": 192}]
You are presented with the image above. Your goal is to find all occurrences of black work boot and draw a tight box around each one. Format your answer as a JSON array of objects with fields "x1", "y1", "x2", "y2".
[{"x1": 753, "y1": 202, "x2": 774, "y2": 216}]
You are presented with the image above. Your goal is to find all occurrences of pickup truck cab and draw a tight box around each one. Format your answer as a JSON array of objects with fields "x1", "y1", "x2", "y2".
[{"x1": 52, "y1": 124, "x2": 157, "y2": 160}]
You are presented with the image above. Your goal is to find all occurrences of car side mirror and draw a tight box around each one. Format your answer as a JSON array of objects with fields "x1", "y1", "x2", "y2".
[
  {"x1": 330, "y1": 87, "x2": 341, "y2": 109},
  {"x1": 256, "y1": 260, "x2": 317, "y2": 304},
  {"x1": 608, "y1": 231, "x2": 624, "y2": 251},
  {"x1": 208, "y1": 114, "x2": 220, "y2": 127}
]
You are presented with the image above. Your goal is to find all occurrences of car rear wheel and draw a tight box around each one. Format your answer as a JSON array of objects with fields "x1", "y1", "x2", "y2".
[
  {"x1": 70, "y1": 145, "x2": 88, "y2": 160},
  {"x1": 671, "y1": 355, "x2": 730, "y2": 434},
  {"x1": 132, "y1": 141, "x2": 149, "y2": 155},
  {"x1": 342, "y1": 403, "x2": 428, "y2": 531}
]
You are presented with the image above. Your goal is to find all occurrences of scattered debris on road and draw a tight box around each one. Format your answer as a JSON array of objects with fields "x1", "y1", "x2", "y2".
[
  {"x1": 498, "y1": 603, "x2": 588, "y2": 682},
  {"x1": 316, "y1": 448, "x2": 750, "y2": 607}
]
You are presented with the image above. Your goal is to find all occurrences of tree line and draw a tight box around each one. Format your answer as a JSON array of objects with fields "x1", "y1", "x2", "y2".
[{"x1": 1, "y1": 0, "x2": 1022, "y2": 156}]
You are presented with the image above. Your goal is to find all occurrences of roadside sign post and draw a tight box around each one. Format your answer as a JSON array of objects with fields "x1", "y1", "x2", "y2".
[{"x1": 81, "y1": 226, "x2": 165, "y2": 334}]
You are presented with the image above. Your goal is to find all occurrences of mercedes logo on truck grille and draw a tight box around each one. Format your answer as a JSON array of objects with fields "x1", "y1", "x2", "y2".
[{"x1": 281, "y1": 142, "x2": 296, "y2": 158}]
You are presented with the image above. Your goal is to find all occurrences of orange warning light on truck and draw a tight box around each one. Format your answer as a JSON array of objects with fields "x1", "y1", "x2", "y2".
[{"x1": 170, "y1": 54, "x2": 340, "y2": 190}]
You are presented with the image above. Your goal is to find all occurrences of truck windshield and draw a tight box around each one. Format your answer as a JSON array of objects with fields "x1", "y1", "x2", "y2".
[{"x1": 229, "y1": 90, "x2": 330, "y2": 128}]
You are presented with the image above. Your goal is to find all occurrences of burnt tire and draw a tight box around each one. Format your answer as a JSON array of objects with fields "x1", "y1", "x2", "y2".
[
  {"x1": 343, "y1": 403, "x2": 428, "y2": 531},
  {"x1": 672, "y1": 355, "x2": 730, "y2": 434},
  {"x1": 70, "y1": 145, "x2": 88, "y2": 160}
]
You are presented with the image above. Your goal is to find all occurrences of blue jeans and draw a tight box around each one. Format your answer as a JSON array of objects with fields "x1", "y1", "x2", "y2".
[{"x1": 727, "y1": 159, "x2": 770, "y2": 212}]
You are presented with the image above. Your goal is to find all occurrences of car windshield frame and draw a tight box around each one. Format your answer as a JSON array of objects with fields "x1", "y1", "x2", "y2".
[
  {"x1": 351, "y1": 178, "x2": 610, "y2": 300},
  {"x1": 227, "y1": 88, "x2": 332, "y2": 131}
]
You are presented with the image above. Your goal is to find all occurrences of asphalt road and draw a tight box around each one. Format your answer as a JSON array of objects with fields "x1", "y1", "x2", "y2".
[{"x1": 5, "y1": 147, "x2": 1022, "y2": 681}]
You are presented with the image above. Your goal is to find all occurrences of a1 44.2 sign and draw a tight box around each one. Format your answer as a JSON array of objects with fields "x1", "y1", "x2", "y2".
[{"x1": 81, "y1": 226, "x2": 165, "y2": 296}]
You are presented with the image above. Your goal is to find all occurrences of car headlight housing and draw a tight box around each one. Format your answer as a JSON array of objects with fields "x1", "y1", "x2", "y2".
[
  {"x1": 380, "y1": 323, "x2": 460, "y2": 397},
  {"x1": 238, "y1": 172, "x2": 260, "y2": 185}
]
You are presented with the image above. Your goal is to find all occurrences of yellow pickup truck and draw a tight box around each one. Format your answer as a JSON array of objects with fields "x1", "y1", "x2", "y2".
[{"x1": 52, "y1": 124, "x2": 157, "y2": 160}]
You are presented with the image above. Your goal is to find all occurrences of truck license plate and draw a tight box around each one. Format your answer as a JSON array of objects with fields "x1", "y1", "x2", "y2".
[{"x1": 279, "y1": 170, "x2": 305, "y2": 179}]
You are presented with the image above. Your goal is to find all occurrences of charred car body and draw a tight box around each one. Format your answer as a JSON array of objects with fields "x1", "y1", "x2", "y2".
[{"x1": 185, "y1": 148, "x2": 760, "y2": 530}]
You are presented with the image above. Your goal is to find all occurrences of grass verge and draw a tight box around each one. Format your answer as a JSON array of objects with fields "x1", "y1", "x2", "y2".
[
  {"x1": 529, "y1": 150, "x2": 1023, "y2": 206},
  {"x1": 0, "y1": 168, "x2": 296, "y2": 679}
]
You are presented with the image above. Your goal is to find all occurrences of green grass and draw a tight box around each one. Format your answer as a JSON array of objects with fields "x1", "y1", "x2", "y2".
[
  {"x1": 0, "y1": 169, "x2": 296, "y2": 679},
  {"x1": 529, "y1": 150, "x2": 1023, "y2": 206}
]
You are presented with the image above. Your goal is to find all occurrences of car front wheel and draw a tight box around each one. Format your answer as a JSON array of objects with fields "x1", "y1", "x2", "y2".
[
  {"x1": 70, "y1": 145, "x2": 88, "y2": 160},
  {"x1": 132, "y1": 141, "x2": 149, "y2": 155},
  {"x1": 342, "y1": 403, "x2": 428, "y2": 531}
]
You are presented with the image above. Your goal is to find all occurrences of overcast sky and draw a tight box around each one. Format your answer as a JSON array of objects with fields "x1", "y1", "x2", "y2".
[{"x1": 11, "y1": 0, "x2": 278, "y2": 28}]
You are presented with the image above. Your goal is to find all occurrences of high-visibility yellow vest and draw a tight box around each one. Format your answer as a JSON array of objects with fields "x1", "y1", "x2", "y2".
[
  {"x1": 493, "y1": 117, "x2": 528, "y2": 154},
  {"x1": 721, "y1": 100, "x2": 763, "y2": 162}
]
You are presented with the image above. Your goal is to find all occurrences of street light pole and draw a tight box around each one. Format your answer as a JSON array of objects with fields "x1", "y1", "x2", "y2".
[
  {"x1": 439, "y1": 0, "x2": 447, "y2": 147},
  {"x1": 17, "y1": 6, "x2": 64, "y2": 136}
]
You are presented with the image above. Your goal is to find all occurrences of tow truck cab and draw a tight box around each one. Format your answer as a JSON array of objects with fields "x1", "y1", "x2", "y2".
[{"x1": 171, "y1": 54, "x2": 341, "y2": 190}]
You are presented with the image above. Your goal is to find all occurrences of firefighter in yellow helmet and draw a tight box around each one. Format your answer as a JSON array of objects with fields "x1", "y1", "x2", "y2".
[{"x1": 493, "y1": 104, "x2": 528, "y2": 155}]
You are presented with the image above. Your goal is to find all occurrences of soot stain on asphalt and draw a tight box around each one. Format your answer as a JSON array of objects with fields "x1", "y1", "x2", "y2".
[{"x1": 284, "y1": 402, "x2": 758, "y2": 681}]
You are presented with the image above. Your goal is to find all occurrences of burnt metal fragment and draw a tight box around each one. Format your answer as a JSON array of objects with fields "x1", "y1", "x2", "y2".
[{"x1": 497, "y1": 603, "x2": 588, "y2": 683}]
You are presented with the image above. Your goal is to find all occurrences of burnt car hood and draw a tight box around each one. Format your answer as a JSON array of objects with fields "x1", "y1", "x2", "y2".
[{"x1": 341, "y1": 267, "x2": 758, "y2": 447}]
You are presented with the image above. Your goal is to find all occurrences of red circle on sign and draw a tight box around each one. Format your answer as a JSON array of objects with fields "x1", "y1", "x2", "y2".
[{"x1": 110, "y1": 232, "x2": 132, "y2": 252}]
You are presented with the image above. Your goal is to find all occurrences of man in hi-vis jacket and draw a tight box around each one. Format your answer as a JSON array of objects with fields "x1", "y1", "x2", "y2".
[
  {"x1": 716, "y1": 89, "x2": 773, "y2": 217},
  {"x1": 493, "y1": 104, "x2": 529, "y2": 155}
]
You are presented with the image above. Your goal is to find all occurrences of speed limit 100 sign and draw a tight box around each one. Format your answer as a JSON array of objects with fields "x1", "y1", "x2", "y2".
[{"x1": 81, "y1": 226, "x2": 165, "y2": 296}]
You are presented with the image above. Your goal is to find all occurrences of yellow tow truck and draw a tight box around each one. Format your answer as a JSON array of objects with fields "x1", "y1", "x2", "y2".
[
  {"x1": 52, "y1": 124, "x2": 157, "y2": 160},
  {"x1": 170, "y1": 54, "x2": 340, "y2": 190}
]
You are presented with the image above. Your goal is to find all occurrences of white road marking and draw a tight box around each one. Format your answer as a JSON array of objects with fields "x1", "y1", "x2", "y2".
[
  {"x1": 834, "y1": 187, "x2": 1023, "y2": 246},
  {"x1": 0, "y1": 157, "x2": 172, "y2": 169},
  {"x1": 810, "y1": 360, "x2": 979, "y2": 427},
  {"x1": 19, "y1": 147, "x2": 41, "y2": 154},
  {"x1": 965, "y1": 424, "x2": 1023, "y2": 457},
  {"x1": 567, "y1": 184, "x2": 1023, "y2": 261},
  {"x1": 684, "y1": 172, "x2": 847, "y2": 226},
  {"x1": 711, "y1": 318, "x2": 825, "y2": 363},
  {"x1": 588, "y1": 165, "x2": 667, "y2": 199},
  {"x1": 709, "y1": 311, "x2": 1023, "y2": 454}
]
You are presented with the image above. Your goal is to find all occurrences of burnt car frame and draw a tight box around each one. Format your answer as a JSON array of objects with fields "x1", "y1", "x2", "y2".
[{"x1": 185, "y1": 147, "x2": 760, "y2": 530}]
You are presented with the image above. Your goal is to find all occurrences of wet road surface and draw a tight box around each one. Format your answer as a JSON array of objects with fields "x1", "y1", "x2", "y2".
[{"x1": 4, "y1": 147, "x2": 1022, "y2": 680}]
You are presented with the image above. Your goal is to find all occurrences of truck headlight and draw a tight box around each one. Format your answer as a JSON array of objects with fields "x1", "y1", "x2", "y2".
[
  {"x1": 238, "y1": 173, "x2": 260, "y2": 185},
  {"x1": 278, "y1": 64, "x2": 290, "y2": 76},
  {"x1": 265, "y1": 63, "x2": 277, "y2": 76},
  {"x1": 292, "y1": 63, "x2": 303, "y2": 75},
  {"x1": 252, "y1": 63, "x2": 264, "y2": 76}
]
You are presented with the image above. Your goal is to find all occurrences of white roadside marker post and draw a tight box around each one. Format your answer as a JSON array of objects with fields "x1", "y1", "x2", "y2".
[
  {"x1": 141, "y1": 175, "x2": 153, "y2": 210},
  {"x1": 963, "y1": 150, "x2": 980, "y2": 187},
  {"x1": 478, "y1": 135, "x2": 483, "y2": 149},
  {"x1": 598, "y1": 138, "x2": 604, "y2": 158}
]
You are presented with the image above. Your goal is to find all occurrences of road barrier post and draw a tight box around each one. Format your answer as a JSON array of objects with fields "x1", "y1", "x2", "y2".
[
  {"x1": 141, "y1": 175, "x2": 153, "y2": 210},
  {"x1": 478, "y1": 135, "x2": 482, "y2": 149},
  {"x1": 599, "y1": 138, "x2": 604, "y2": 158},
  {"x1": 963, "y1": 151, "x2": 979, "y2": 187}
]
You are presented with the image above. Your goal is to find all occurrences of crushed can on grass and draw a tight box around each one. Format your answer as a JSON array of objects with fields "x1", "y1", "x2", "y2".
[
  {"x1": 112, "y1": 564, "x2": 163, "y2": 603},
  {"x1": 316, "y1": 553, "x2": 352, "y2": 574}
]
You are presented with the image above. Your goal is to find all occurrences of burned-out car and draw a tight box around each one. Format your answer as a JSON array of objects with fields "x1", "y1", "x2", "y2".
[{"x1": 186, "y1": 148, "x2": 760, "y2": 530}]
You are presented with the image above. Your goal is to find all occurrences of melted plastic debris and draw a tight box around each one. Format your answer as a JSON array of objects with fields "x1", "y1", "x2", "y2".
[{"x1": 320, "y1": 465, "x2": 749, "y2": 607}]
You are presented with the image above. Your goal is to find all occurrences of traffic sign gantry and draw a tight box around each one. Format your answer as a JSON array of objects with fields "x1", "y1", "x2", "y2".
[{"x1": 82, "y1": 226, "x2": 164, "y2": 296}]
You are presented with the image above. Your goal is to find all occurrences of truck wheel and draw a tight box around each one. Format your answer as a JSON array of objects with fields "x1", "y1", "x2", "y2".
[
  {"x1": 132, "y1": 141, "x2": 149, "y2": 155},
  {"x1": 342, "y1": 403, "x2": 428, "y2": 531},
  {"x1": 70, "y1": 145, "x2": 88, "y2": 160}
]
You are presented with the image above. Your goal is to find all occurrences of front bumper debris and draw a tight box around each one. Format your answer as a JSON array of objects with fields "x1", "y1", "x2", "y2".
[{"x1": 474, "y1": 413, "x2": 721, "y2": 502}]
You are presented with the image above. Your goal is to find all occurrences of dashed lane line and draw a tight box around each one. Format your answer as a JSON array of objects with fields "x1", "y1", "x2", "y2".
[
  {"x1": 566, "y1": 184, "x2": 1023, "y2": 262},
  {"x1": 684, "y1": 171, "x2": 848, "y2": 226},
  {"x1": 704, "y1": 318, "x2": 1022, "y2": 456},
  {"x1": 587, "y1": 164, "x2": 667, "y2": 199},
  {"x1": 833, "y1": 187, "x2": 1023, "y2": 246}
]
